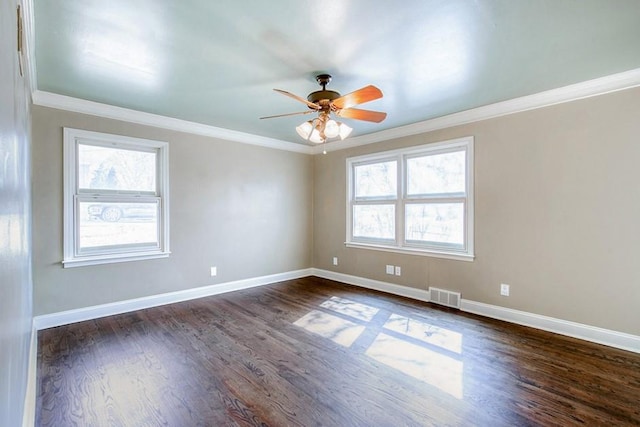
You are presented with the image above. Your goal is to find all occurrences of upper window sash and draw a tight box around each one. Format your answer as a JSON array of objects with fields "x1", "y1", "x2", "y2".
[{"x1": 75, "y1": 140, "x2": 160, "y2": 195}]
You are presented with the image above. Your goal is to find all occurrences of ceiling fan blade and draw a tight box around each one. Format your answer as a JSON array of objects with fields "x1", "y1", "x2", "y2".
[
  {"x1": 332, "y1": 85, "x2": 383, "y2": 109},
  {"x1": 273, "y1": 89, "x2": 320, "y2": 110},
  {"x1": 336, "y1": 108, "x2": 387, "y2": 123},
  {"x1": 259, "y1": 110, "x2": 315, "y2": 120}
]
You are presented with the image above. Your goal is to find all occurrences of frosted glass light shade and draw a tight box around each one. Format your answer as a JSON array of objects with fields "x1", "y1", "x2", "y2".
[
  {"x1": 324, "y1": 119, "x2": 340, "y2": 138},
  {"x1": 296, "y1": 121, "x2": 313, "y2": 139},
  {"x1": 309, "y1": 128, "x2": 324, "y2": 143},
  {"x1": 339, "y1": 123, "x2": 353, "y2": 140}
]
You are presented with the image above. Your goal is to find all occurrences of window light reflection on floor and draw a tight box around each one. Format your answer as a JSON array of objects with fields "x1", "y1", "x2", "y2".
[
  {"x1": 366, "y1": 333, "x2": 464, "y2": 399},
  {"x1": 319, "y1": 296, "x2": 379, "y2": 322},
  {"x1": 293, "y1": 296, "x2": 464, "y2": 399},
  {"x1": 293, "y1": 310, "x2": 365, "y2": 347},
  {"x1": 383, "y1": 313, "x2": 462, "y2": 354}
]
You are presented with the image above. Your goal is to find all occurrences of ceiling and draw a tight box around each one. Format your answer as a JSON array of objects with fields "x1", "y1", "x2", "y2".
[{"x1": 32, "y1": 0, "x2": 640, "y2": 147}]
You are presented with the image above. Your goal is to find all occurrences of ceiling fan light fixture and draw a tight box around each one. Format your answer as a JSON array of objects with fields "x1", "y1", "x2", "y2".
[
  {"x1": 296, "y1": 121, "x2": 313, "y2": 139},
  {"x1": 324, "y1": 119, "x2": 340, "y2": 138},
  {"x1": 338, "y1": 122, "x2": 353, "y2": 140},
  {"x1": 308, "y1": 128, "x2": 325, "y2": 144}
]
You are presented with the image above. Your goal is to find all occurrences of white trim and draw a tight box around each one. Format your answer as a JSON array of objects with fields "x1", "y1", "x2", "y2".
[
  {"x1": 311, "y1": 269, "x2": 431, "y2": 303},
  {"x1": 313, "y1": 67, "x2": 640, "y2": 154},
  {"x1": 33, "y1": 268, "x2": 313, "y2": 330},
  {"x1": 32, "y1": 91, "x2": 313, "y2": 154},
  {"x1": 460, "y1": 300, "x2": 640, "y2": 354},
  {"x1": 62, "y1": 251, "x2": 171, "y2": 268},
  {"x1": 344, "y1": 242, "x2": 474, "y2": 261},
  {"x1": 311, "y1": 269, "x2": 640, "y2": 354},
  {"x1": 22, "y1": 321, "x2": 37, "y2": 427}
]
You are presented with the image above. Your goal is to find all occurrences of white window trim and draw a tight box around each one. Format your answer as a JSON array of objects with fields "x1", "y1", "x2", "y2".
[
  {"x1": 346, "y1": 136, "x2": 474, "y2": 261},
  {"x1": 63, "y1": 128, "x2": 170, "y2": 268}
]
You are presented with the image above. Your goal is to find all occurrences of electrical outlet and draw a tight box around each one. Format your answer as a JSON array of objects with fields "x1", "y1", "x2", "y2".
[
  {"x1": 386, "y1": 265, "x2": 394, "y2": 275},
  {"x1": 332, "y1": 257, "x2": 338, "y2": 266},
  {"x1": 500, "y1": 283, "x2": 510, "y2": 296},
  {"x1": 395, "y1": 266, "x2": 401, "y2": 276},
  {"x1": 210, "y1": 266, "x2": 217, "y2": 277}
]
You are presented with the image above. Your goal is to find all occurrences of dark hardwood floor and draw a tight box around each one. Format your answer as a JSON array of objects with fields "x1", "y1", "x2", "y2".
[{"x1": 37, "y1": 276, "x2": 640, "y2": 426}]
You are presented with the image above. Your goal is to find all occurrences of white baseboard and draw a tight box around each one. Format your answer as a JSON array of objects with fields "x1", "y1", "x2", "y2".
[
  {"x1": 312, "y1": 269, "x2": 640, "y2": 354},
  {"x1": 22, "y1": 321, "x2": 37, "y2": 427},
  {"x1": 311, "y1": 268, "x2": 431, "y2": 302},
  {"x1": 33, "y1": 267, "x2": 640, "y2": 354},
  {"x1": 34, "y1": 268, "x2": 313, "y2": 330},
  {"x1": 461, "y1": 300, "x2": 640, "y2": 354}
]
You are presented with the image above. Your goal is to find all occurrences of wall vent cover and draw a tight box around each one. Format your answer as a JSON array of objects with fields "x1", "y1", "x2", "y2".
[{"x1": 428, "y1": 287, "x2": 461, "y2": 309}]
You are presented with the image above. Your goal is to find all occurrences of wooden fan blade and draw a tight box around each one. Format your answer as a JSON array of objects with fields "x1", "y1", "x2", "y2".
[
  {"x1": 332, "y1": 85, "x2": 383, "y2": 109},
  {"x1": 273, "y1": 89, "x2": 320, "y2": 110},
  {"x1": 260, "y1": 110, "x2": 315, "y2": 120},
  {"x1": 336, "y1": 108, "x2": 387, "y2": 123}
]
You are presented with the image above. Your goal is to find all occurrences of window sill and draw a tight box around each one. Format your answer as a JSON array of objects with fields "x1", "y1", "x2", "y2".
[
  {"x1": 344, "y1": 242, "x2": 474, "y2": 262},
  {"x1": 62, "y1": 251, "x2": 171, "y2": 268}
]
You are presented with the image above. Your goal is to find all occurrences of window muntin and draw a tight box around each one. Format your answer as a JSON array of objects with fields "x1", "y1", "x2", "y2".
[
  {"x1": 347, "y1": 137, "x2": 474, "y2": 260},
  {"x1": 64, "y1": 128, "x2": 170, "y2": 267}
]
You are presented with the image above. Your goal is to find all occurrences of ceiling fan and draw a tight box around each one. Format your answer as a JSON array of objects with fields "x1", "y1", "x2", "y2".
[{"x1": 260, "y1": 74, "x2": 387, "y2": 144}]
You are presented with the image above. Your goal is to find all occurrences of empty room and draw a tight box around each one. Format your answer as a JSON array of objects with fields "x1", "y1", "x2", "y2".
[{"x1": 2, "y1": 0, "x2": 640, "y2": 426}]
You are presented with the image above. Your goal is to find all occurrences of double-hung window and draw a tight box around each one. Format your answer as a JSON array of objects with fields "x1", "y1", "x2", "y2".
[
  {"x1": 63, "y1": 128, "x2": 170, "y2": 267},
  {"x1": 346, "y1": 137, "x2": 474, "y2": 260}
]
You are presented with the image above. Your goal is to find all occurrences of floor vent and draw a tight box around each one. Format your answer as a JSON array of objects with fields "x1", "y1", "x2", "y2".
[{"x1": 428, "y1": 287, "x2": 461, "y2": 309}]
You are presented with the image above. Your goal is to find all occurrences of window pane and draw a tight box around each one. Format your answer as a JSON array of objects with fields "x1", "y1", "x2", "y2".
[
  {"x1": 354, "y1": 161, "x2": 397, "y2": 198},
  {"x1": 407, "y1": 151, "x2": 465, "y2": 196},
  {"x1": 78, "y1": 144, "x2": 156, "y2": 192},
  {"x1": 405, "y1": 203, "x2": 464, "y2": 246},
  {"x1": 353, "y1": 204, "x2": 395, "y2": 240},
  {"x1": 79, "y1": 201, "x2": 159, "y2": 250}
]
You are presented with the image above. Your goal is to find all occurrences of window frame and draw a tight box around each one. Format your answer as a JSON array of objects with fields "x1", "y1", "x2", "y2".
[
  {"x1": 346, "y1": 136, "x2": 474, "y2": 261},
  {"x1": 63, "y1": 128, "x2": 170, "y2": 268}
]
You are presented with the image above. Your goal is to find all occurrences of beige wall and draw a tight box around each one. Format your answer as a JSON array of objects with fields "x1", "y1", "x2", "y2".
[
  {"x1": 314, "y1": 87, "x2": 640, "y2": 336},
  {"x1": 32, "y1": 106, "x2": 313, "y2": 315},
  {"x1": 32, "y1": 86, "x2": 640, "y2": 336}
]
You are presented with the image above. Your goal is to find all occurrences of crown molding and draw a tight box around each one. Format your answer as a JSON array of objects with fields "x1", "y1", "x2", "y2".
[
  {"x1": 32, "y1": 90, "x2": 313, "y2": 154},
  {"x1": 31, "y1": 63, "x2": 640, "y2": 157},
  {"x1": 313, "y1": 67, "x2": 640, "y2": 154}
]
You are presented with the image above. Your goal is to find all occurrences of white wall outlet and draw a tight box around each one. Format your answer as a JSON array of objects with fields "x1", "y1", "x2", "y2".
[
  {"x1": 500, "y1": 283, "x2": 510, "y2": 296},
  {"x1": 386, "y1": 265, "x2": 394, "y2": 275},
  {"x1": 210, "y1": 266, "x2": 217, "y2": 277},
  {"x1": 395, "y1": 266, "x2": 401, "y2": 276},
  {"x1": 332, "y1": 257, "x2": 338, "y2": 266}
]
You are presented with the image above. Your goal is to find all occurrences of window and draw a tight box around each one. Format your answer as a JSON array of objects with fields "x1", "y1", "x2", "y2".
[
  {"x1": 63, "y1": 128, "x2": 170, "y2": 267},
  {"x1": 346, "y1": 137, "x2": 474, "y2": 261}
]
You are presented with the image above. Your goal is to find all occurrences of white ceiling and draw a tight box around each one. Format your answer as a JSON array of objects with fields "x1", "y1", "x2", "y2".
[{"x1": 32, "y1": 0, "x2": 640, "y2": 147}]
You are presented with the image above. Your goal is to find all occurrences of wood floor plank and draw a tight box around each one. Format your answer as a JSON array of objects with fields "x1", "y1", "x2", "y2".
[{"x1": 37, "y1": 277, "x2": 640, "y2": 426}]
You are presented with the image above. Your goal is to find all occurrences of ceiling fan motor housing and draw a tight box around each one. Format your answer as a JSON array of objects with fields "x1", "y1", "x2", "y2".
[
  {"x1": 307, "y1": 73, "x2": 340, "y2": 109},
  {"x1": 307, "y1": 89, "x2": 340, "y2": 106}
]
